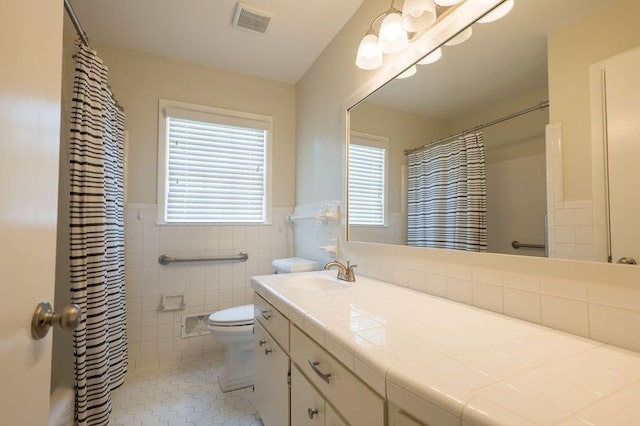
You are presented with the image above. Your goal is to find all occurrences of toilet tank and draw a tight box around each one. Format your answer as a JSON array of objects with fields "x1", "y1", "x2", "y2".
[{"x1": 271, "y1": 257, "x2": 319, "y2": 274}]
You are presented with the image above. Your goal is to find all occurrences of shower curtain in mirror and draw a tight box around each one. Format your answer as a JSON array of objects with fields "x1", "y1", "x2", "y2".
[
  {"x1": 407, "y1": 131, "x2": 487, "y2": 251},
  {"x1": 69, "y1": 43, "x2": 127, "y2": 426}
]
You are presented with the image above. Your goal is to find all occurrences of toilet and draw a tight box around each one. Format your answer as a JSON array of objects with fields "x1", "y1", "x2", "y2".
[
  {"x1": 208, "y1": 304, "x2": 255, "y2": 392},
  {"x1": 207, "y1": 257, "x2": 318, "y2": 392}
]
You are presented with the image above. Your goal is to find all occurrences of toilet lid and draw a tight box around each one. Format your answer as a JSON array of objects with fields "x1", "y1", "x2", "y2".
[{"x1": 208, "y1": 304, "x2": 254, "y2": 326}]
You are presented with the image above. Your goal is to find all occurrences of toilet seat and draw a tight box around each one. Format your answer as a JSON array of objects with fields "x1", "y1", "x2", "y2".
[{"x1": 208, "y1": 304, "x2": 254, "y2": 327}]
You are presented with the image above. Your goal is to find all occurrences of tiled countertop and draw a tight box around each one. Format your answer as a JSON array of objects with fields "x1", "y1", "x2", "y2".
[{"x1": 251, "y1": 271, "x2": 640, "y2": 425}]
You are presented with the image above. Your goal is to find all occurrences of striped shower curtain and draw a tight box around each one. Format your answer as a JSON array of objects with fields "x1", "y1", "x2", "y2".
[
  {"x1": 69, "y1": 43, "x2": 127, "y2": 426},
  {"x1": 407, "y1": 131, "x2": 487, "y2": 251}
]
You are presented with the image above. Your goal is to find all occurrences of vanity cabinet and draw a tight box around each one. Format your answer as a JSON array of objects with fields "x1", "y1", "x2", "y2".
[
  {"x1": 253, "y1": 294, "x2": 290, "y2": 426},
  {"x1": 291, "y1": 365, "x2": 347, "y2": 426},
  {"x1": 290, "y1": 325, "x2": 385, "y2": 426},
  {"x1": 253, "y1": 292, "x2": 385, "y2": 426}
]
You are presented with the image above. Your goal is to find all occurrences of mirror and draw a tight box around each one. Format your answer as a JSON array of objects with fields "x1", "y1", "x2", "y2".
[{"x1": 347, "y1": 0, "x2": 632, "y2": 262}]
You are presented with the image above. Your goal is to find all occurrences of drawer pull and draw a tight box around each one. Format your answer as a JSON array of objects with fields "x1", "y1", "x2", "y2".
[
  {"x1": 264, "y1": 348, "x2": 272, "y2": 356},
  {"x1": 259, "y1": 339, "x2": 266, "y2": 346},
  {"x1": 261, "y1": 309, "x2": 272, "y2": 320},
  {"x1": 308, "y1": 359, "x2": 331, "y2": 384},
  {"x1": 307, "y1": 408, "x2": 319, "y2": 419}
]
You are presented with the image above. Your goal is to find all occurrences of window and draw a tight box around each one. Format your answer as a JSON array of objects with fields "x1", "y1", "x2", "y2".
[
  {"x1": 348, "y1": 132, "x2": 388, "y2": 226},
  {"x1": 158, "y1": 99, "x2": 272, "y2": 224}
]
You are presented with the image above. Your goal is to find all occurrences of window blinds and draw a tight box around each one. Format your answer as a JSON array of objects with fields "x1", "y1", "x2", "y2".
[
  {"x1": 348, "y1": 143, "x2": 386, "y2": 226},
  {"x1": 165, "y1": 115, "x2": 267, "y2": 222}
]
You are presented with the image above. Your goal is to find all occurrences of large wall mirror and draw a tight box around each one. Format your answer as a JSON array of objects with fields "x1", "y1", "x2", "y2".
[{"x1": 347, "y1": 0, "x2": 640, "y2": 263}]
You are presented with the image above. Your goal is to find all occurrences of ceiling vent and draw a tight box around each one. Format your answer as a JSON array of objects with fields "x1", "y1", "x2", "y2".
[{"x1": 232, "y1": 2, "x2": 273, "y2": 34}]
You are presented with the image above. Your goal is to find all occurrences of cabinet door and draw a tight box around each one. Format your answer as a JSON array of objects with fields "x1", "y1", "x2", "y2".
[
  {"x1": 254, "y1": 321, "x2": 290, "y2": 426},
  {"x1": 291, "y1": 366, "x2": 325, "y2": 425},
  {"x1": 326, "y1": 403, "x2": 348, "y2": 426}
]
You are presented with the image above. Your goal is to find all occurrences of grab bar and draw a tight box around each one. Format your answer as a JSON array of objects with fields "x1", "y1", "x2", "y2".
[
  {"x1": 158, "y1": 251, "x2": 248, "y2": 265},
  {"x1": 511, "y1": 241, "x2": 545, "y2": 250}
]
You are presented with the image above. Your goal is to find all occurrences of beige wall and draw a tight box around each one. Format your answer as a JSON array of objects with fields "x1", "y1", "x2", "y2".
[
  {"x1": 548, "y1": 0, "x2": 640, "y2": 201},
  {"x1": 96, "y1": 44, "x2": 297, "y2": 207}
]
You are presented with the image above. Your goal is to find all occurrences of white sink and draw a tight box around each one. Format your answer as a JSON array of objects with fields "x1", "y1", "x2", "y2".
[{"x1": 283, "y1": 275, "x2": 350, "y2": 291}]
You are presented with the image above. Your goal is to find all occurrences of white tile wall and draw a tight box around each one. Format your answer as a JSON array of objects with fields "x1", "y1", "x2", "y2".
[
  {"x1": 545, "y1": 122, "x2": 596, "y2": 261},
  {"x1": 342, "y1": 242, "x2": 640, "y2": 353},
  {"x1": 125, "y1": 203, "x2": 294, "y2": 370}
]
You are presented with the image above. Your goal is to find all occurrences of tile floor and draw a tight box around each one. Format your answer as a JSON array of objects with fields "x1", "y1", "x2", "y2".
[{"x1": 110, "y1": 355, "x2": 263, "y2": 426}]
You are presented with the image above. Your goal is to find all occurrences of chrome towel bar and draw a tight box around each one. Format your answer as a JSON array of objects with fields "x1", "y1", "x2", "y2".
[
  {"x1": 511, "y1": 241, "x2": 545, "y2": 250},
  {"x1": 158, "y1": 251, "x2": 248, "y2": 265}
]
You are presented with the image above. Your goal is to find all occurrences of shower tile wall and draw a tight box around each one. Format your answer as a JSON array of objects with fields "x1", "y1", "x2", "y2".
[
  {"x1": 545, "y1": 122, "x2": 596, "y2": 261},
  {"x1": 124, "y1": 203, "x2": 294, "y2": 370}
]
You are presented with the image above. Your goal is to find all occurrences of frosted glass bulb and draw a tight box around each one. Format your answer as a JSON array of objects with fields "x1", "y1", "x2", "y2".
[
  {"x1": 402, "y1": 0, "x2": 437, "y2": 33},
  {"x1": 379, "y1": 12, "x2": 409, "y2": 54},
  {"x1": 435, "y1": 0, "x2": 463, "y2": 6},
  {"x1": 356, "y1": 33, "x2": 383, "y2": 70}
]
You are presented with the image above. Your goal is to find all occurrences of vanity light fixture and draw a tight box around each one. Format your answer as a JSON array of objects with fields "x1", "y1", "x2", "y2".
[
  {"x1": 356, "y1": 0, "x2": 515, "y2": 74},
  {"x1": 356, "y1": 0, "x2": 440, "y2": 70}
]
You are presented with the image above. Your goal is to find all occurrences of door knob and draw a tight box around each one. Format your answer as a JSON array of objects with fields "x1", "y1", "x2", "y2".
[
  {"x1": 31, "y1": 302, "x2": 81, "y2": 339},
  {"x1": 617, "y1": 257, "x2": 637, "y2": 265}
]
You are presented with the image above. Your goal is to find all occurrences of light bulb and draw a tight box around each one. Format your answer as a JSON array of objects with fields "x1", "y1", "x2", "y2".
[
  {"x1": 444, "y1": 26, "x2": 472, "y2": 46},
  {"x1": 396, "y1": 65, "x2": 417, "y2": 79},
  {"x1": 401, "y1": 0, "x2": 437, "y2": 33},
  {"x1": 356, "y1": 33, "x2": 383, "y2": 70},
  {"x1": 478, "y1": 0, "x2": 514, "y2": 24},
  {"x1": 378, "y1": 11, "x2": 409, "y2": 54},
  {"x1": 417, "y1": 48, "x2": 442, "y2": 65}
]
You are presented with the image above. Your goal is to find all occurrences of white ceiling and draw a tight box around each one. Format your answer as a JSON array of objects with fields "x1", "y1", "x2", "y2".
[
  {"x1": 362, "y1": 0, "x2": 609, "y2": 121},
  {"x1": 68, "y1": 0, "x2": 365, "y2": 84}
]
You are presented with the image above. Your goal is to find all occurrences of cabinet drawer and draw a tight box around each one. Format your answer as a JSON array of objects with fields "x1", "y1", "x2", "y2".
[
  {"x1": 254, "y1": 293, "x2": 289, "y2": 351},
  {"x1": 291, "y1": 325, "x2": 385, "y2": 426}
]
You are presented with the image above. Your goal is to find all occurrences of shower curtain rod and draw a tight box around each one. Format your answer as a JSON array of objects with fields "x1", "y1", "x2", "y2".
[
  {"x1": 64, "y1": 0, "x2": 125, "y2": 113},
  {"x1": 64, "y1": 0, "x2": 90, "y2": 47},
  {"x1": 404, "y1": 100, "x2": 550, "y2": 156}
]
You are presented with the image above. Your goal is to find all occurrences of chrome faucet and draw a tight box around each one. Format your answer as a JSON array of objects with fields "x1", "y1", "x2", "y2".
[{"x1": 323, "y1": 260, "x2": 357, "y2": 282}]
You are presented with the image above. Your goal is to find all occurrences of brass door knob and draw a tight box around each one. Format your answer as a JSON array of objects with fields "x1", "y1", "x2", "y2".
[{"x1": 31, "y1": 302, "x2": 81, "y2": 339}]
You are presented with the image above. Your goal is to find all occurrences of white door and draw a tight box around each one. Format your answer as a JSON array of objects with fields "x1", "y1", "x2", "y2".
[
  {"x1": 591, "y1": 47, "x2": 640, "y2": 264},
  {"x1": 0, "y1": 1, "x2": 64, "y2": 424},
  {"x1": 604, "y1": 48, "x2": 640, "y2": 264}
]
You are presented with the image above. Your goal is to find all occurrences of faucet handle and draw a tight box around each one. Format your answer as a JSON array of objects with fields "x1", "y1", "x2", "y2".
[{"x1": 346, "y1": 261, "x2": 358, "y2": 270}]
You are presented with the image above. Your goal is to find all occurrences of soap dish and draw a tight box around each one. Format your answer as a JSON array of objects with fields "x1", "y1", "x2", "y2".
[{"x1": 160, "y1": 294, "x2": 186, "y2": 311}]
